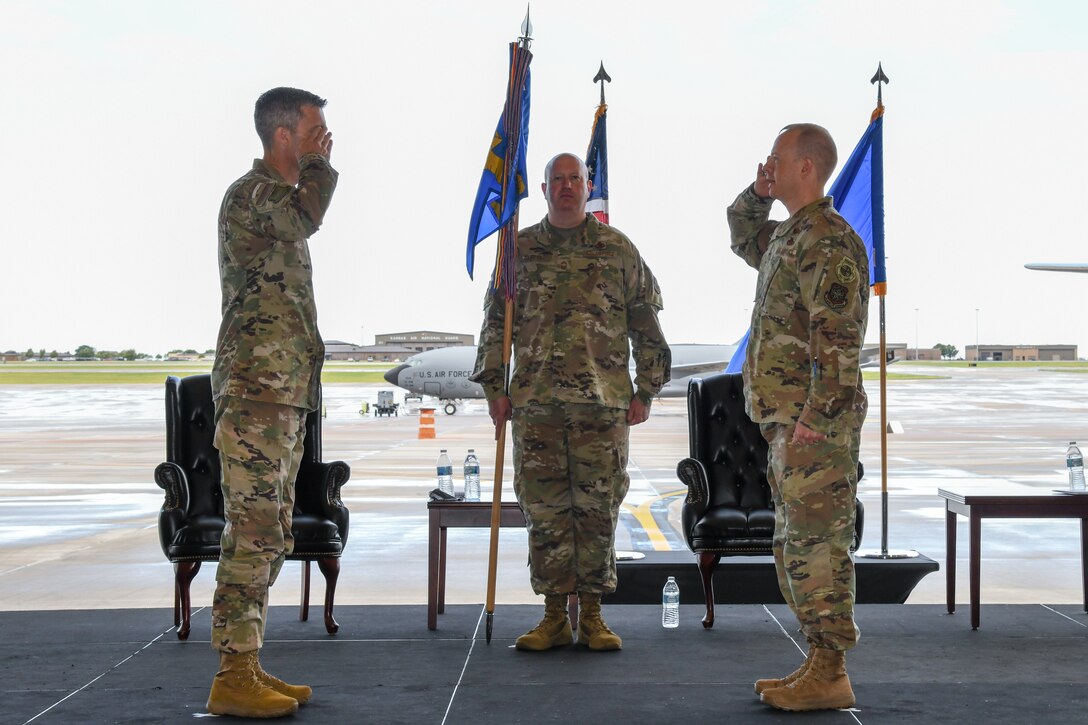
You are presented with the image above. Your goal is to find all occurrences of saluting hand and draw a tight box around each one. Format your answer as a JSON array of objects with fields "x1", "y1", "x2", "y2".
[
  {"x1": 300, "y1": 125, "x2": 334, "y2": 161},
  {"x1": 754, "y1": 160, "x2": 772, "y2": 198}
]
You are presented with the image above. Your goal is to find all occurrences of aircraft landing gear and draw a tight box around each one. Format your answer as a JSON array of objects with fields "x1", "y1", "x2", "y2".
[{"x1": 443, "y1": 402, "x2": 458, "y2": 415}]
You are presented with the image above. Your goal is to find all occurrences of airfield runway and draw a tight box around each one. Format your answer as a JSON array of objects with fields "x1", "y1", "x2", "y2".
[{"x1": 1, "y1": 364, "x2": 1087, "y2": 615}]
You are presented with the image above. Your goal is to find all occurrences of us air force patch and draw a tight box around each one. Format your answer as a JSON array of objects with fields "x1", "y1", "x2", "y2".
[
  {"x1": 835, "y1": 257, "x2": 859, "y2": 284},
  {"x1": 824, "y1": 282, "x2": 849, "y2": 309}
]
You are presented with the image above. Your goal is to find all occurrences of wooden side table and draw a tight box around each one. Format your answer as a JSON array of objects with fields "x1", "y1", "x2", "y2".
[
  {"x1": 939, "y1": 484, "x2": 1088, "y2": 629},
  {"x1": 427, "y1": 500, "x2": 525, "y2": 630}
]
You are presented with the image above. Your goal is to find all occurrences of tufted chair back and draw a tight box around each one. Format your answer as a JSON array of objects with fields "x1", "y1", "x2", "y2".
[
  {"x1": 159, "y1": 374, "x2": 222, "y2": 558},
  {"x1": 677, "y1": 372, "x2": 863, "y2": 628},
  {"x1": 688, "y1": 373, "x2": 772, "y2": 512},
  {"x1": 154, "y1": 374, "x2": 350, "y2": 639}
]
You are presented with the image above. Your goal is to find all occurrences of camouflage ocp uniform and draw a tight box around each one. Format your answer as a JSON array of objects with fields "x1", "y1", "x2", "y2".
[
  {"x1": 210, "y1": 154, "x2": 337, "y2": 654},
  {"x1": 728, "y1": 185, "x2": 868, "y2": 651},
  {"x1": 471, "y1": 214, "x2": 670, "y2": 595}
]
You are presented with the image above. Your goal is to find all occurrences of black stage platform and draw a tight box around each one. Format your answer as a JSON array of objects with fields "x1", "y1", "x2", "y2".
[
  {"x1": 607, "y1": 551, "x2": 939, "y2": 605},
  {"x1": 4, "y1": 602, "x2": 1086, "y2": 724}
]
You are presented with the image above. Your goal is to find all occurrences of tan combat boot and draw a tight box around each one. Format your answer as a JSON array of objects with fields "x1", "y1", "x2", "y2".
[
  {"x1": 515, "y1": 594, "x2": 574, "y2": 651},
  {"x1": 577, "y1": 593, "x2": 622, "y2": 651},
  {"x1": 760, "y1": 647, "x2": 855, "y2": 711},
  {"x1": 255, "y1": 661, "x2": 312, "y2": 705},
  {"x1": 754, "y1": 645, "x2": 814, "y2": 695},
  {"x1": 206, "y1": 651, "x2": 299, "y2": 718}
]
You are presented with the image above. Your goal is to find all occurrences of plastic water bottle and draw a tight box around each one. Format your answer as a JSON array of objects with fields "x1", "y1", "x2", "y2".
[
  {"x1": 463, "y1": 449, "x2": 481, "y2": 501},
  {"x1": 662, "y1": 576, "x2": 680, "y2": 628},
  {"x1": 436, "y1": 449, "x2": 454, "y2": 496},
  {"x1": 1068, "y1": 442, "x2": 1086, "y2": 492}
]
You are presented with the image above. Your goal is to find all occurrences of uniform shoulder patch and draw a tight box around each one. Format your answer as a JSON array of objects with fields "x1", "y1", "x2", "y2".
[
  {"x1": 250, "y1": 181, "x2": 292, "y2": 208},
  {"x1": 835, "y1": 256, "x2": 859, "y2": 284},
  {"x1": 824, "y1": 282, "x2": 849, "y2": 309}
]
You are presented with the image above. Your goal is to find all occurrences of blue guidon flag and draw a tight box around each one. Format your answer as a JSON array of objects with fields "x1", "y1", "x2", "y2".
[
  {"x1": 466, "y1": 41, "x2": 533, "y2": 295},
  {"x1": 725, "y1": 106, "x2": 887, "y2": 374},
  {"x1": 827, "y1": 109, "x2": 886, "y2": 296},
  {"x1": 585, "y1": 103, "x2": 608, "y2": 224}
]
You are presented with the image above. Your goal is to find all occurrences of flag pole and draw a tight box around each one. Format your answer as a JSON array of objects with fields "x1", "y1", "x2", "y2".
[
  {"x1": 485, "y1": 224, "x2": 516, "y2": 643},
  {"x1": 857, "y1": 63, "x2": 917, "y2": 560},
  {"x1": 586, "y1": 62, "x2": 610, "y2": 226},
  {"x1": 485, "y1": 7, "x2": 533, "y2": 643}
]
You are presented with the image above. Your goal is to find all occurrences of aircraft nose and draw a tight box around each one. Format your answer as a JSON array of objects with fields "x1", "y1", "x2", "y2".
[{"x1": 384, "y1": 363, "x2": 408, "y2": 386}]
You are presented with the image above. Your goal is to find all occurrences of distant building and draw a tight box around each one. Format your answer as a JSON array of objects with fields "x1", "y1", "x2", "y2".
[
  {"x1": 1, "y1": 350, "x2": 23, "y2": 362},
  {"x1": 965, "y1": 344, "x2": 1078, "y2": 362},
  {"x1": 324, "y1": 340, "x2": 416, "y2": 362},
  {"x1": 374, "y1": 330, "x2": 474, "y2": 353},
  {"x1": 890, "y1": 346, "x2": 942, "y2": 362}
]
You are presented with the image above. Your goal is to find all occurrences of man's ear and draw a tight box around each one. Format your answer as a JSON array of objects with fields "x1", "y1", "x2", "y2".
[{"x1": 540, "y1": 181, "x2": 547, "y2": 196}]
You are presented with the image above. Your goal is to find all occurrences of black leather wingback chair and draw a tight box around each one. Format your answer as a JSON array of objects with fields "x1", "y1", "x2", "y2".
[
  {"x1": 154, "y1": 374, "x2": 350, "y2": 640},
  {"x1": 677, "y1": 372, "x2": 863, "y2": 628}
]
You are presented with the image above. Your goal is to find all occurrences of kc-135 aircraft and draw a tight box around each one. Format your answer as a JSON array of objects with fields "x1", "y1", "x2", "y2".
[{"x1": 383, "y1": 343, "x2": 736, "y2": 414}]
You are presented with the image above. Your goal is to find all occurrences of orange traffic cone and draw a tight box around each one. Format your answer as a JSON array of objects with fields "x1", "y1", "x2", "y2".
[{"x1": 418, "y1": 408, "x2": 436, "y2": 439}]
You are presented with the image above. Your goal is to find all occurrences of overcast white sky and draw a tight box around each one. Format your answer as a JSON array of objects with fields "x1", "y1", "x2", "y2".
[{"x1": 2, "y1": 0, "x2": 1086, "y2": 357}]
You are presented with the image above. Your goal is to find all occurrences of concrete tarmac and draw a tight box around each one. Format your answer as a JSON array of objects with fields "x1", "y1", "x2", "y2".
[{"x1": 1, "y1": 364, "x2": 1087, "y2": 616}]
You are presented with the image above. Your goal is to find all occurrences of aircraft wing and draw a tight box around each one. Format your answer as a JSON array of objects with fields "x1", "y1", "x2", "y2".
[
  {"x1": 860, "y1": 357, "x2": 896, "y2": 369},
  {"x1": 669, "y1": 360, "x2": 730, "y2": 378},
  {"x1": 1025, "y1": 263, "x2": 1088, "y2": 273}
]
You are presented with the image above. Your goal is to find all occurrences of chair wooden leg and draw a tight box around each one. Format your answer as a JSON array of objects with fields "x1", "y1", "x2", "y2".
[
  {"x1": 175, "y1": 561, "x2": 201, "y2": 641},
  {"x1": 299, "y1": 560, "x2": 311, "y2": 622},
  {"x1": 697, "y1": 552, "x2": 721, "y2": 629},
  {"x1": 317, "y1": 557, "x2": 340, "y2": 634},
  {"x1": 174, "y1": 576, "x2": 181, "y2": 628}
]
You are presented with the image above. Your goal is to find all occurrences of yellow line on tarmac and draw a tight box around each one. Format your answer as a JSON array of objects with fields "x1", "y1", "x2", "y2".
[{"x1": 623, "y1": 488, "x2": 687, "y2": 552}]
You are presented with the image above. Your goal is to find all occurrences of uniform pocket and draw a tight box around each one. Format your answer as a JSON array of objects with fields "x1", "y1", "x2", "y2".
[{"x1": 756, "y1": 257, "x2": 797, "y2": 325}]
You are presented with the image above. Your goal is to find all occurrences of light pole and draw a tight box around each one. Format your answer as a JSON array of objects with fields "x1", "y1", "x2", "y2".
[
  {"x1": 914, "y1": 308, "x2": 919, "y2": 360},
  {"x1": 974, "y1": 308, "x2": 979, "y2": 362}
]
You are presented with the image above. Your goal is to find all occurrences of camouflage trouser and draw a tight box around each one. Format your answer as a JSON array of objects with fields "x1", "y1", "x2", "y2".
[
  {"x1": 512, "y1": 404, "x2": 629, "y2": 595},
  {"x1": 761, "y1": 421, "x2": 862, "y2": 651},
  {"x1": 211, "y1": 395, "x2": 306, "y2": 654}
]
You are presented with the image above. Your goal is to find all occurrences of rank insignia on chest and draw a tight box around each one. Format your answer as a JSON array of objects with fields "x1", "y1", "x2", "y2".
[
  {"x1": 824, "y1": 282, "x2": 849, "y2": 309},
  {"x1": 835, "y1": 257, "x2": 859, "y2": 284}
]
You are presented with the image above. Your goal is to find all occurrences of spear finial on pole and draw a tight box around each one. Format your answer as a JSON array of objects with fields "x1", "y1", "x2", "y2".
[
  {"x1": 593, "y1": 61, "x2": 611, "y2": 106},
  {"x1": 519, "y1": 5, "x2": 533, "y2": 49},
  {"x1": 871, "y1": 62, "x2": 890, "y2": 109}
]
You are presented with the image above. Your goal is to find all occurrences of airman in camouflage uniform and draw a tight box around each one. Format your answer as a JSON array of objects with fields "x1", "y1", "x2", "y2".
[
  {"x1": 206, "y1": 87, "x2": 336, "y2": 719},
  {"x1": 728, "y1": 124, "x2": 868, "y2": 712},
  {"x1": 471, "y1": 153, "x2": 670, "y2": 652}
]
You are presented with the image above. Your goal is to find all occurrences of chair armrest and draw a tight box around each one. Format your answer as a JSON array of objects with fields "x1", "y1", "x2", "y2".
[
  {"x1": 310, "y1": 460, "x2": 350, "y2": 547},
  {"x1": 852, "y1": 498, "x2": 864, "y2": 551},
  {"x1": 154, "y1": 461, "x2": 190, "y2": 512},
  {"x1": 302, "y1": 460, "x2": 351, "y2": 516},
  {"x1": 677, "y1": 457, "x2": 711, "y2": 552},
  {"x1": 677, "y1": 458, "x2": 710, "y2": 515},
  {"x1": 321, "y1": 460, "x2": 351, "y2": 507}
]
